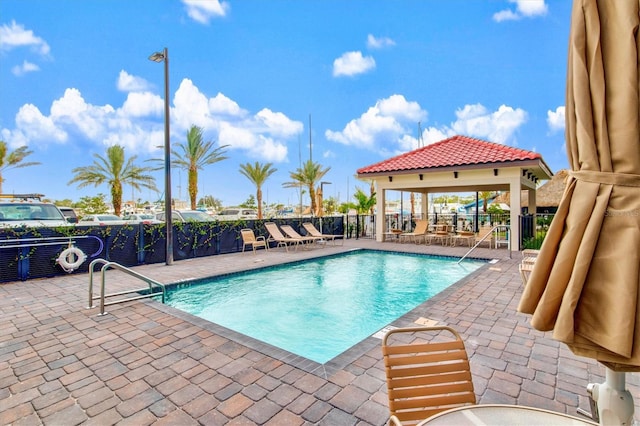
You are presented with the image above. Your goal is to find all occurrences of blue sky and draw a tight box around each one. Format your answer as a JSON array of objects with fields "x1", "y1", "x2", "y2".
[{"x1": 1, "y1": 0, "x2": 570, "y2": 208}]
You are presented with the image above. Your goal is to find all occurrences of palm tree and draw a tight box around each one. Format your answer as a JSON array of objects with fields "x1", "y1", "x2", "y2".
[
  {"x1": 283, "y1": 160, "x2": 330, "y2": 216},
  {"x1": 0, "y1": 141, "x2": 40, "y2": 193},
  {"x1": 169, "y1": 125, "x2": 228, "y2": 210},
  {"x1": 69, "y1": 145, "x2": 157, "y2": 216},
  {"x1": 239, "y1": 162, "x2": 277, "y2": 219},
  {"x1": 479, "y1": 191, "x2": 494, "y2": 213},
  {"x1": 353, "y1": 187, "x2": 376, "y2": 214}
]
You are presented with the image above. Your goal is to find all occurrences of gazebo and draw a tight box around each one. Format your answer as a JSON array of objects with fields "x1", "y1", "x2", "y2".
[{"x1": 356, "y1": 135, "x2": 553, "y2": 252}]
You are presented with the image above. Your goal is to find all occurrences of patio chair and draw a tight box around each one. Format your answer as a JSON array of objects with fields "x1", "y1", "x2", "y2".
[
  {"x1": 398, "y1": 220, "x2": 429, "y2": 244},
  {"x1": 382, "y1": 326, "x2": 476, "y2": 425},
  {"x1": 240, "y1": 228, "x2": 268, "y2": 254},
  {"x1": 302, "y1": 222, "x2": 344, "y2": 245},
  {"x1": 280, "y1": 224, "x2": 322, "y2": 248},
  {"x1": 474, "y1": 226, "x2": 494, "y2": 249},
  {"x1": 264, "y1": 222, "x2": 301, "y2": 252},
  {"x1": 451, "y1": 231, "x2": 475, "y2": 247},
  {"x1": 519, "y1": 249, "x2": 539, "y2": 285}
]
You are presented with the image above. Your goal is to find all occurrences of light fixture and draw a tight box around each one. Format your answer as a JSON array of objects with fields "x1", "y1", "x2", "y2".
[{"x1": 149, "y1": 47, "x2": 173, "y2": 265}]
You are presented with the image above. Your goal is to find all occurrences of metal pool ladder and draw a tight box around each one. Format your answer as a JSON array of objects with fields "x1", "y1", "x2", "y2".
[
  {"x1": 457, "y1": 225, "x2": 510, "y2": 264},
  {"x1": 88, "y1": 259, "x2": 166, "y2": 316}
]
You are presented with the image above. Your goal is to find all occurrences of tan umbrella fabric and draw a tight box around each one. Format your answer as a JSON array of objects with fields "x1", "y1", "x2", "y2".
[{"x1": 518, "y1": 0, "x2": 640, "y2": 371}]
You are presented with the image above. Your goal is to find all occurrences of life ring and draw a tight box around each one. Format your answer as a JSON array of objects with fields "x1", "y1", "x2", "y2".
[{"x1": 57, "y1": 246, "x2": 87, "y2": 272}]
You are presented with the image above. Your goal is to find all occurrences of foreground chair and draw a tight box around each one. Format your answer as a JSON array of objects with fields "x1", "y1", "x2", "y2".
[
  {"x1": 382, "y1": 326, "x2": 476, "y2": 425},
  {"x1": 302, "y1": 222, "x2": 344, "y2": 245},
  {"x1": 264, "y1": 222, "x2": 301, "y2": 252},
  {"x1": 280, "y1": 224, "x2": 322, "y2": 247},
  {"x1": 240, "y1": 228, "x2": 267, "y2": 254}
]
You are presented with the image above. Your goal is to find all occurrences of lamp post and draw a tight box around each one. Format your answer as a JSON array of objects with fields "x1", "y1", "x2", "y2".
[
  {"x1": 149, "y1": 47, "x2": 173, "y2": 265},
  {"x1": 319, "y1": 181, "x2": 332, "y2": 217}
]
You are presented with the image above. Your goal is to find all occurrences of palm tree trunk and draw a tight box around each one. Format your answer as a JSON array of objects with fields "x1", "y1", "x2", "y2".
[
  {"x1": 112, "y1": 182, "x2": 122, "y2": 216},
  {"x1": 189, "y1": 168, "x2": 198, "y2": 210},
  {"x1": 309, "y1": 185, "x2": 316, "y2": 216},
  {"x1": 257, "y1": 187, "x2": 263, "y2": 219}
]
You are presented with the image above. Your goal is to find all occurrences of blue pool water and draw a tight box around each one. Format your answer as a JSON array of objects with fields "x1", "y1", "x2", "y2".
[{"x1": 164, "y1": 250, "x2": 484, "y2": 363}]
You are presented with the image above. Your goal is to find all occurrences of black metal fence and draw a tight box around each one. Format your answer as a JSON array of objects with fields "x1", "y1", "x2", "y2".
[
  {"x1": 0, "y1": 216, "x2": 344, "y2": 283},
  {"x1": 1, "y1": 212, "x2": 556, "y2": 283}
]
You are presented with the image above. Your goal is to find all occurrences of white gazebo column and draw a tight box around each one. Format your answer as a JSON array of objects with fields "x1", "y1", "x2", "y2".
[
  {"x1": 421, "y1": 192, "x2": 428, "y2": 221},
  {"x1": 509, "y1": 179, "x2": 521, "y2": 252},
  {"x1": 376, "y1": 187, "x2": 386, "y2": 242}
]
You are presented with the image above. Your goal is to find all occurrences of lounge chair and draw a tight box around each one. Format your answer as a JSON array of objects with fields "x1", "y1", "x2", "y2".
[
  {"x1": 451, "y1": 231, "x2": 475, "y2": 247},
  {"x1": 382, "y1": 326, "x2": 476, "y2": 425},
  {"x1": 280, "y1": 224, "x2": 322, "y2": 248},
  {"x1": 264, "y1": 222, "x2": 301, "y2": 252},
  {"x1": 302, "y1": 222, "x2": 344, "y2": 245},
  {"x1": 398, "y1": 220, "x2": 429, "y2": 244},
  {"x1": 474, "y1": 226, "x2": 494, "y2": 248},
  {"x1": 240, "y1": 228, "x2": 267, "y2": 254}
]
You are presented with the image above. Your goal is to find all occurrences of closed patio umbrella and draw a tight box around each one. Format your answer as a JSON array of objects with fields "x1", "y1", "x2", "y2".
[{"x1": 518, "y1": 0, "x2": 640, "y2": 424}]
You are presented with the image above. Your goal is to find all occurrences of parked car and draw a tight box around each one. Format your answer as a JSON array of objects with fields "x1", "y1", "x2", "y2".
[
  {"x1": 213, "y1": 208, "x2": 258, "y2": 221},
  {"x1": 58, "y1": 206, "x2": 78, "y2": 224},
  {"x1": 77, "y1": 214, "x2": 128, "y2": 226},
  {"x1": 156, "y1": 210, "x2": 214, "y2": 222},
  {"x1": 0, "y1": 193, "x2": 69, "y2": 228},
  {"x1": 122, "y1": 213, "x2": 162, "y2": 224}
]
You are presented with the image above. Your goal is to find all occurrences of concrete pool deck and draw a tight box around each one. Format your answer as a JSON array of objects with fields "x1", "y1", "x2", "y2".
[{"x1": 2, "y1": 238, "x2": 639, "y2": 425}]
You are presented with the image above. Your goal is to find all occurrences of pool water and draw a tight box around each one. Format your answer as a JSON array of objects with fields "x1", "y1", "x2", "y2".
[{"x1": 164, "y1": 250, "x2": 484, "y2": 363}]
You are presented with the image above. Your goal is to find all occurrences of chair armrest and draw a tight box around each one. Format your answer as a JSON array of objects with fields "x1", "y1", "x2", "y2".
[{"x1": 388, "y1": 415, "x2": 403, "y2": 426}]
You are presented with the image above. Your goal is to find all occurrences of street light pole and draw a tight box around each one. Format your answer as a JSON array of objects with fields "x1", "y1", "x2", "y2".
[
  {"x1": 319, "y1": 181, "x2": 332, "y2": 221},
  {"x1": 149, "y1": 47, "x2": 173, "y2": 265}
]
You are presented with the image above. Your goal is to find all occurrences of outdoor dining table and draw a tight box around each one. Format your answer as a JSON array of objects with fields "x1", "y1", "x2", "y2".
[{"x1": 416, "y1": 404, "x2": 598, "y2": 425}]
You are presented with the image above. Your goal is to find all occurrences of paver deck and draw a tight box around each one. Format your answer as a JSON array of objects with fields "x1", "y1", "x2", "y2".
[{"x1": 2, "y1": 238, "x2": 639, "y2": 425}]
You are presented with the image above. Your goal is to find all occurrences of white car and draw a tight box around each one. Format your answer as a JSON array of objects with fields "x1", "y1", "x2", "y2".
[
  {"x1": 77, "y1": 214, "x2": 128, "y2": 226},
  {"x1": 156, "y1": 210, "x2": 214, "y2": 222},
  {"x1": 213, "y1": 208, "x2": 258, "y2": 221},
  {"x1": 122, "y1": 213, "x2": 162, "y2": 224},
  {"x1": 0, "y1": 194, "x2": 69, "y2": 228}
]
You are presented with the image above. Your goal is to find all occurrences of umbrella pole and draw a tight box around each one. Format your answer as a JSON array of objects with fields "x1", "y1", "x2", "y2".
[{"x1": 588, "y1": 368, "x2": 634, "y2": 425}]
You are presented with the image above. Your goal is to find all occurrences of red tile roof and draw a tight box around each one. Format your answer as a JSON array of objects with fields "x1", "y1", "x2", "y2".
[{"x1": 357, "y1": 135, "x2": 543, "y2": 174}]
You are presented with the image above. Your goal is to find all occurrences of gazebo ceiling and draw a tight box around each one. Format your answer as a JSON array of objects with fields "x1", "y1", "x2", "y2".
[{"x1": 357, "y1": 135, "x2": 553, "y2": 181}]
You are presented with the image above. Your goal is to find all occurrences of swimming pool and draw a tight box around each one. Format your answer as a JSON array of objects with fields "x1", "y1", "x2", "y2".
[{"x1": 163, "y1": 250, "x2": 485, "y2": 364}]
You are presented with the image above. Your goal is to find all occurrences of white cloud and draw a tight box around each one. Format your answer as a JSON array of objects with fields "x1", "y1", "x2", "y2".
[
  {"x1": 208, "y1": 93, "x2": 247, "y2": 117},
  {"x1": 327, "y1": 97, "x2": 528, "y2": 155},
  {"x1": 0, "y1": 72, "x2": 301, "y2": 163},
  {"x1": 182, "y1": 0, "x2": 230, "y2": 24},
  {"x1": 11, "y1": 60, "x2": 39, "y2": 76},
  {"x1": 0, "y1": 20, "x2": 50, "y2": 55},
  {"x1": 452, "y1": 104, "x2": 527, "y2": 144},
  {"x1": 367, "y1": 34, "x2": 396, "y2": 49},
  {"x1": 332, "y1": 51, "x2": 376, "y2": 77},
  {"x1": 120, "y1": 92, "x2": 163, "y2": 118},
  {"x1": 117, "y1": 70, "x2": 152, "y2": 92},
  {"x1": 493, "y1": 0, "x2": 548, "y2": 22},
  {"x1": 547, "y1": 106, "x2": 565, "y2": 133},
  {"x1": 325, "y1": 94, "x2": 427, "y2": 152}
]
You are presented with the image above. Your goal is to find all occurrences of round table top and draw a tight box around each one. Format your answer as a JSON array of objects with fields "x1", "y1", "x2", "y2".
[{"x1": 417, "y1": 404, "x2": 598, "y2": 426}]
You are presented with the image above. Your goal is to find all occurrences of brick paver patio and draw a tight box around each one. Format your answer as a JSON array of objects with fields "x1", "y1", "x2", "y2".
[{"x1": 2, "y1": 239, "x2": 639, "y2": 425}]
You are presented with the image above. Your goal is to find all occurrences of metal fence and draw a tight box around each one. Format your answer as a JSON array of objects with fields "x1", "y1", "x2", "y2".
[
  {"x1": 0, "y1": 216, "x2": 344, "y2": 282},
  {"x1": 345, "y1": 212, "x2": 555, "y2": 250}
]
